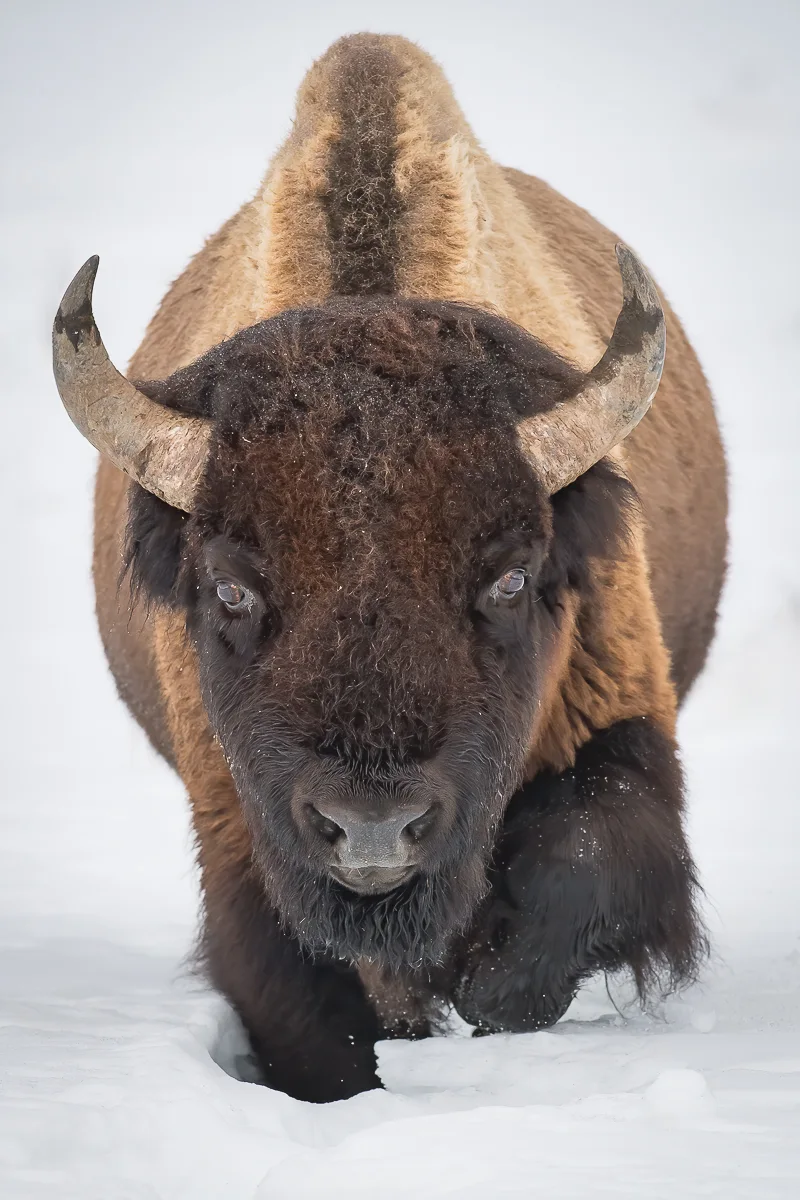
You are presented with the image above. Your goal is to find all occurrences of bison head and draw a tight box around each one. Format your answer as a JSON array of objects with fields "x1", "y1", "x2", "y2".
[{"x1": 53, "y1": 251, "x2": 664, "y2": 969}]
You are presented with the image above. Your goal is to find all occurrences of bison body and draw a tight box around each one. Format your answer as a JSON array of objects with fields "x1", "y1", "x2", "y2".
[{"x1": 60, "y1": 35, "x2": 726, "y2": 1102}]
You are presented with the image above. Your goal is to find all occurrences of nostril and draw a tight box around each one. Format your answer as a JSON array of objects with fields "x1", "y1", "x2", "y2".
[
  {"x1": 306, "y1": 804, "x2": 343, "y2": 845},
  {"x1": 403, "y1": 804, "x2": 437, "y2": 843},
  {"x1": 304, "y1": 798, "x2": 437, "y2": 862}
]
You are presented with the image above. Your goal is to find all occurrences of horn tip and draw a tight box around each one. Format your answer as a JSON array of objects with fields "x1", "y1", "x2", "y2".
[
  {"x1": 70, "y1": 254, "x2": 100, "y2": 299},
  {"x1": 54, "y1": 255, "x2": 101, "y2": 354},
  {"x1": 614, "y1": 243, "x2": 660, "y2": 315},
  {"x1": 61, "y1": 255, "x2": 100, "y2": 310}
]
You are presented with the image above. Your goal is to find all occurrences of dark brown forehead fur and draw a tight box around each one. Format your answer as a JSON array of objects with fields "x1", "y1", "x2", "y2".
[{"x1": 145, "y1": 296, "x2": 585, "y2": 589}]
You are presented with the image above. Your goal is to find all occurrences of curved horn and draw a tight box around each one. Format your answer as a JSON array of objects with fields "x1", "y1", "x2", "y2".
[
  {"x1": 52, "y1": 257, "x2": 212, "y2": 511},
  {"x1": 517, "y1": 244, "x2": 666, "y2": 494}
]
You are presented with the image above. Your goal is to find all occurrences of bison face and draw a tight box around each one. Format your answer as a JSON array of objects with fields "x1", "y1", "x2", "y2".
[
  {"x1": 123, "y1": 297, "x2": 632, "y2": 967},
  {"x1": 187, "y1": 515, "x2": 552, "y2": 969}
]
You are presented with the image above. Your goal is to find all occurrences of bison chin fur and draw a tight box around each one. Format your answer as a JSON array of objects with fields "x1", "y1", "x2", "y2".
[{"x1": 267, "y1": 854, "x2": 488, "y2": 971}]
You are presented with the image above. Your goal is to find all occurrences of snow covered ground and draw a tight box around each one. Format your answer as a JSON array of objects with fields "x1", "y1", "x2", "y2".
[{"x1": 1, "y1": 1, "x2": 799, "y2": 1195}]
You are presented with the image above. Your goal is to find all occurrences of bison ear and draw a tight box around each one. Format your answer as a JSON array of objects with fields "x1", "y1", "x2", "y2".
[
  {"x1": 123, "y1": 484, "x2": 188, "y2": 608},
  {"x1": 133, "y1": 362, "x2": 219, "y2": 420}
]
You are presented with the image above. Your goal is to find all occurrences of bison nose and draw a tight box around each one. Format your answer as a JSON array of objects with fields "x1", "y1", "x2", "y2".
[{"x1": 307, "y1": 800, "x2": 435, "y2": 894}]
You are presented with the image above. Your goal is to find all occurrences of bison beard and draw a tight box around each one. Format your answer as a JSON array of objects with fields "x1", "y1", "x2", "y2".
[{"x1": 275, "y1": 870, "x2": 468, "y2": 970}]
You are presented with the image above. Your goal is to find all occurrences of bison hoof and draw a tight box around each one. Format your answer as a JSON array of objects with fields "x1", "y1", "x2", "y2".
[{"x1": 453, "y1": 949, "x2": 577, "y2": 1035}]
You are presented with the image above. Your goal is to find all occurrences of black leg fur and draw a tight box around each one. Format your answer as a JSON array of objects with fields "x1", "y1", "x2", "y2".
[
  {"x1": 453, "y1": 718, "x2": 706, "y2": 1033},
  {"x1": 201, "y1": 870, "x2": 382, "y2": 1102}
]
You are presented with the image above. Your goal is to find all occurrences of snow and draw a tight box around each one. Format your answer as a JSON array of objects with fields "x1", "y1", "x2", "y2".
[{"x1": 1, "y1": 1, "x2": 799, "y2": 1196}]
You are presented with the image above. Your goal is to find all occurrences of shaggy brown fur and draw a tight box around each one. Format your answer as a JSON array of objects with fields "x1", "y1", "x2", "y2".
[{"x1": 90, "y1": 34, "x2": 727, "y2": 1098}]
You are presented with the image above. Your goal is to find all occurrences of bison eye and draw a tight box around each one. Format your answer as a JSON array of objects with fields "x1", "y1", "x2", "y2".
[
  {"x1": 490, "y1": 568, "x2": 528, "y2": 603},
  {"x1": 216, "y1": 581, "x2": 252, "y2": 612}
]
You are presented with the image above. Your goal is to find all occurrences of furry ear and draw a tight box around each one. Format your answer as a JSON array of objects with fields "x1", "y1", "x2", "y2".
[
  {"x1": 133, "y1": 359, "x2": 221, "y2": 419},
  {"x1": 123, "y1": 484, "x2": 187, "y2": 608},
  {"x1": 120, "y1": 363, "x2": 218, "y2": 608},
  {"x1": 541, "y1": 459, "x2": 638, "y2": 596}
]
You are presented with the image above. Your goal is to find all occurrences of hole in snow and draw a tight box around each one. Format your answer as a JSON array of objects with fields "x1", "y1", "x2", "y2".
[{"x1": 208, "y1": 1003, "x2": 264, "y2": 1084}]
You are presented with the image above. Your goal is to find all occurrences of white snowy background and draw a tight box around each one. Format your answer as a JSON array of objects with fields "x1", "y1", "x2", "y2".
[{"x1": 1, "y1": 1, "x2": 799, "y2": 1196}]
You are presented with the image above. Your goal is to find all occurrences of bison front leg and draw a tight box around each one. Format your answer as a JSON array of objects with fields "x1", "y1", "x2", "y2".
[
  {"x1": 454, "y1": 718, "x2": 706, "y2": 1033},
  {"x1": 202, "y1": 869, "x2": 382, "y2": 1102}
]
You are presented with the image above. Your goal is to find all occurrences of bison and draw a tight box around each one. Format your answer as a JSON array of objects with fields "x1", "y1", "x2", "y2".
[{"x1": 53, "y1": 35, "x2": 727, "y2": 1102}]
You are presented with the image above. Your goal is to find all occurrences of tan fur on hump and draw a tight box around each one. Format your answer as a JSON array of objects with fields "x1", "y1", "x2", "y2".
[
  {"x1": 130, "y1": 73, "x2": 341, "y2": 377},
  {"x1": 386, "y1": 37, "x2": 602, "y2": 366},
  {"x1": 131, "y1": 35, "x2": 602, "y2": 379}
]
